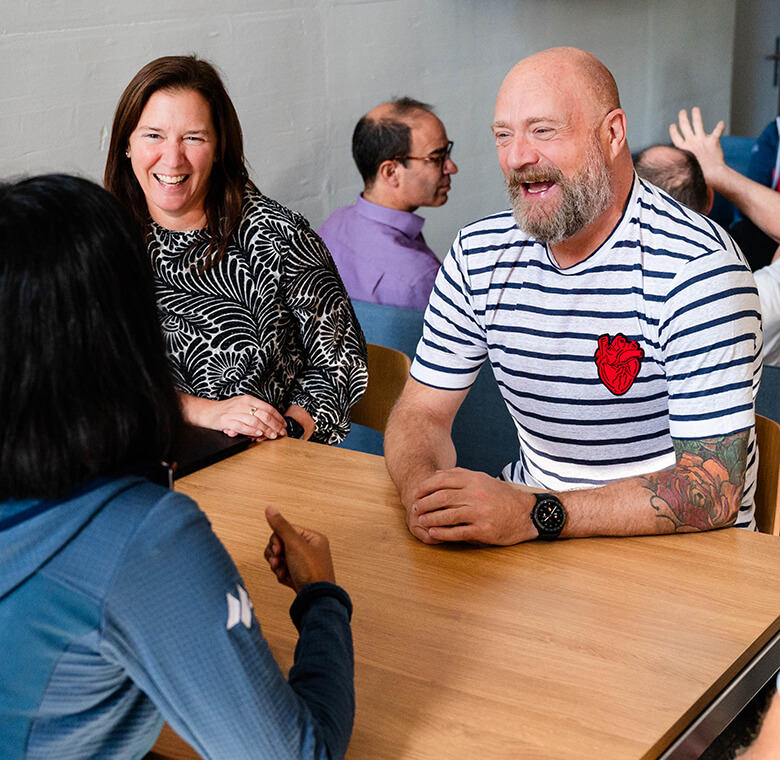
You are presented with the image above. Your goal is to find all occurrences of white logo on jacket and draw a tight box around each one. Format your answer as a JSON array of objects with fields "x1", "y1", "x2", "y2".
[{"x1": 226, "y1": 584, "x2": 253, "y2": 630}]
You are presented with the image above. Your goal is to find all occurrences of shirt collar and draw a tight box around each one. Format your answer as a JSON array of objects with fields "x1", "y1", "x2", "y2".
[{"x1": 356, "y1": 194, "x2": 426, "y2": 239}]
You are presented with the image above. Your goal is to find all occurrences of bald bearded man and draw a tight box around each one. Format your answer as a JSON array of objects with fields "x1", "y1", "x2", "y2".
[{"x1": 384, "y1": 47, "x2": 762, "y2": 546}]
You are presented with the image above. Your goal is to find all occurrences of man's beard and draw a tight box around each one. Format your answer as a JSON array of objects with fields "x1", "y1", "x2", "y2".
[{"x1": 506, "y1": 143, "x2": 613, "y2": 244}]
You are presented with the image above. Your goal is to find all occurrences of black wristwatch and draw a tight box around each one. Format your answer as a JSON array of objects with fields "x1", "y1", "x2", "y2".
[
  {"x1": 531, "y1": 493, "x2": 567, "y2": 540},
  {"x1": 284, "y1": 416, "x2": 305, "y2": 440}
]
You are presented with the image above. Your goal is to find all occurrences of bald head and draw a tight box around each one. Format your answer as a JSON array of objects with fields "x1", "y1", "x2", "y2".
[
  {"x1": 352, "y1": 97, "x2": 435, "y2": 186},
  {"x1": 365, "y1": 97, "x2": 432, "y2": 123},
  {"x1": 499, "y1": 47, "x2": 620, "y2": 127},
  {"x1": 634, "y1": 144, "x2": 711, "y2": 214},
  {"x1": 492, "y1": 47, "x2": 633, "y2": 256}
]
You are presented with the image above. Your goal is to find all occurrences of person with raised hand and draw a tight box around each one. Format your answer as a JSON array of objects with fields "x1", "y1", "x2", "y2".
[{"x1": 670, "y1": 107, "x2": 780, "y2": 247}]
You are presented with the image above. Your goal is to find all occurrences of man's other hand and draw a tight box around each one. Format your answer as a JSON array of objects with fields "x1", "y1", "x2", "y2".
[{"x1": 411, "y1": 467, "x2": 535, "y2": 545}]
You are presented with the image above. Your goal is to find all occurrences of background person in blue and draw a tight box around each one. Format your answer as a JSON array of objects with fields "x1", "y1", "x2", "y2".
[{"x1": 0, "y1": 175, "x2": 354, "y2": 759}]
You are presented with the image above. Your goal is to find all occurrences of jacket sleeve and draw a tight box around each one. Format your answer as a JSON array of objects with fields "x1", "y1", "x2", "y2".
[{"x1": 100, "y1": 490, "x2": 354, "y2": 760}]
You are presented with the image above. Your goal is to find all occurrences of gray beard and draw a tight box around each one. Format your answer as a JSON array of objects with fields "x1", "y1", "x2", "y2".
[{"x1": 507, "y1": 147, "x2": 613, "y2": 245}]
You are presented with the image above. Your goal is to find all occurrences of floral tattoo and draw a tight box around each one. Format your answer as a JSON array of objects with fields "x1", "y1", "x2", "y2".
[{"x1": 641, "y1": 431, "x2": 748, "y2": 531}]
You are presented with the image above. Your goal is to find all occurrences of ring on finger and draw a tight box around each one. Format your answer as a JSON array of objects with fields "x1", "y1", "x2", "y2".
[{"x1": 249, "y1": 406, "x2": 258, "y2": 416}]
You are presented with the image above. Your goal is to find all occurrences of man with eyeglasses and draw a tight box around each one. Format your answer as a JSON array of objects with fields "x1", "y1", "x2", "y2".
[
  {"x1": 384, "y1": 47, "x2": 761, "y2": 547},
  {"x1": 318, "y1": 97, "x2": 457, "y2": 311}
]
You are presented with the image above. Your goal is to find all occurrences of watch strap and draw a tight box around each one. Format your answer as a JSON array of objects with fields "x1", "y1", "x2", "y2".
[{"x1": 284, "y1": 416, "x2": 305, "y2": 440}]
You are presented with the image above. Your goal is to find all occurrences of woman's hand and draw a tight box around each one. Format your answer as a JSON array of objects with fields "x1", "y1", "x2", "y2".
[
  {"x1": 264, "y1": 506, "x2": 336, "y2": 592},
  {"x1": 179, "y1": 392, "x2": 287, "y2": 440}
]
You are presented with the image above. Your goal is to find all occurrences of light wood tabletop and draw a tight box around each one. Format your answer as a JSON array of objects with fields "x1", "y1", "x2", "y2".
[{"x1": 150, "y1": 437, "x2": 780, "y2": 760}]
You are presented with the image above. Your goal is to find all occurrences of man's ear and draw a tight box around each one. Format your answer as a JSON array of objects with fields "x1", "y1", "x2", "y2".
[
  {"x1": 377, "y1": 159, "x2": 401, "y2": 188},
  {"x1": 603, "y1": 109, "x2": 628, "y2": 159},
  {"x1": 705, "y1": 186, "x2": 714, "y2": 215}
]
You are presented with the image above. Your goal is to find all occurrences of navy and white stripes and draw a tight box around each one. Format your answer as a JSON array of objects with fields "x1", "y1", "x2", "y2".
[{"x1": 412, "y1": 176, "x2": 762, "y2": 528}]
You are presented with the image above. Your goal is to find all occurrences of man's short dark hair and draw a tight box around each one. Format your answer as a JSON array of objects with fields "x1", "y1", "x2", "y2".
[
  {"x1": 0, "y1": 174, "x2": 181, "y2": 500},
  {"x1": 635, "y1": 145, "x2": 709, "y2": 214},
  {"x1": 352, "y1": 97, "x2": 435, "y2": 186}
]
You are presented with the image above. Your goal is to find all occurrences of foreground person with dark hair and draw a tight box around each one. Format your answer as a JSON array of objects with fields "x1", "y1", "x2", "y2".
[{"x1": 0, "y1": 175, "x2": 354, "y2": 760}]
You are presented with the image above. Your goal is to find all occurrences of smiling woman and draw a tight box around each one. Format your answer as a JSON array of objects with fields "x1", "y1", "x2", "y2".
[
  {"x1": 104, "y1": 56, "x2": 367, "y2": 445},
  {"x1": 127, "y1": 88, "x2": 218, "y2": 231}
]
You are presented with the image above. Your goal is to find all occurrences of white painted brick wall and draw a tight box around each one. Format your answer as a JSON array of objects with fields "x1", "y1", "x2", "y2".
[{"x1": 0, "y1": 0, "x2": 736, "y2": 257}]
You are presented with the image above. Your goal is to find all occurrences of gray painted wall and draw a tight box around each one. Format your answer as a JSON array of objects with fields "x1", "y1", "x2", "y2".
[
  {"x1": 731, "y1": 0, "x2": 780, "y2": 138},
  {"x1": 1, "y1": 0, "x2": 737, "y2": 257}
]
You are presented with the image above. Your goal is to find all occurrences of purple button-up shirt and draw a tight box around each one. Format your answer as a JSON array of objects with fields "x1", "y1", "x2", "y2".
[{"x1": 318, "y1": 194, "x2": 442, "y2": 311}]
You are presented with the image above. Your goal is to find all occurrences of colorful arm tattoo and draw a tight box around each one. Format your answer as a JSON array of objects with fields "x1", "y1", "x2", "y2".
[{"x1": 641, "y1": 431, "x2": 749, "y2": 531}]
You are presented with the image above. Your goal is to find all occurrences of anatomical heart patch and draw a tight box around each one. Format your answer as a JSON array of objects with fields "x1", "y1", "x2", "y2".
[{"x1": 594, "y1": 333, "x2": 644, "y2": 396}]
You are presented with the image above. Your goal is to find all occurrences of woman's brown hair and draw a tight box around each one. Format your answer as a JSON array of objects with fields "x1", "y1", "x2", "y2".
[{"x1": 104, "y1": 55, "x2": 253, "y2": 268}]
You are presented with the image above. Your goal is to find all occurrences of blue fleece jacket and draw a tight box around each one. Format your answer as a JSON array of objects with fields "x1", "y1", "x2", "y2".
[{"x1": 0, "y1": 475, "x2": 354, "y2": 759}]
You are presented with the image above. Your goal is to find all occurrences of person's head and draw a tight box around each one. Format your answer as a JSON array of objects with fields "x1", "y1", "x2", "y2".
[
  {"x1": 352, "y1": 97, "x2": 457, "y2": 212},
  {"x1": 634, "y1": 144, "x2": 713, "y2": 215},
  {"x1": 104, "y1": 55, "x2": 250, "y2": 266},
  {"x1": 0, "y1": 174, "x2": 181, "y2": 501},
  {"x1": 492, "y1": 47, "x2": 632, "y2": 246}
]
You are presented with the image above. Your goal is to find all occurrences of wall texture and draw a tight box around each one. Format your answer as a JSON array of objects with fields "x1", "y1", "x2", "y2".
[
  {"x1": 1, "y1": 0, "x2": 737, "y2": 257},
  {"x1": 731, "y1": 0, "x2": 780, "y2": 138}
]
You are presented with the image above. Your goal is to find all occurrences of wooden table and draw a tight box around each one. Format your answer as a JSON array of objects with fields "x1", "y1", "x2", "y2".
[{"x1": 151, "y1": 438, "x2": 780, "y2": 760}]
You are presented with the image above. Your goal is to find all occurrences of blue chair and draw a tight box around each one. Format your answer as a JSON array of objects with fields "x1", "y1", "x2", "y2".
[
  {"x1": 342, "y1": 300, "x2": 517, "y2": 476},
  {"x1": 756, "y1": 364, "x2": 780, "y2": 424},
  {"x1": 709, "y1": 136, "x2": 756, "y2": 229},
  {"x1": 339, "y1": 301, "x2": 424, "y2": 456}
]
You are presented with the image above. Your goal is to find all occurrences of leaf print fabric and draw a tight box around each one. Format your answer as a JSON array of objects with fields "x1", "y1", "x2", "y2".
[{"x1": 149, "y1": 187, "x2": 368, "y2": 444}]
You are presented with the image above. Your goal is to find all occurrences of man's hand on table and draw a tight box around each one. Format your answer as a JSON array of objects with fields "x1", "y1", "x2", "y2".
[
  {"x1": 410, "y1": 467, "x2": 537, "y2": 545},
  {"x1": 264, "y1": 506, "x2": 336, "y2": 592}
]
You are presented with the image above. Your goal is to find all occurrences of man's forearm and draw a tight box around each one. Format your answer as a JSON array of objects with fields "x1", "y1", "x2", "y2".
[
  {"x1": 558, "y1": 432, "x2": 747, "y2": 537},
  {"x1": 415, "y1": 430, "x2": 748, "y2": 544},
  {"x1": 383, "y1": 403, "x2": 457, "y2": 510},
  {"x1": 706, "y1": 164, "x2": 780, "y2": 243}
]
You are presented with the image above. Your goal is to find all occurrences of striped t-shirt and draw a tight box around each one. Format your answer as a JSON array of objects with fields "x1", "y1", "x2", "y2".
[{"x1": 412, "y1": 176, "x2": 762, "y2": 528}]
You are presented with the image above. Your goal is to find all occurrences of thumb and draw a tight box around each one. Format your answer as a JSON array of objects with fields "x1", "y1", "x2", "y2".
[{"x1": 265, "y1": 506, "x2": 300, "y2": 545}]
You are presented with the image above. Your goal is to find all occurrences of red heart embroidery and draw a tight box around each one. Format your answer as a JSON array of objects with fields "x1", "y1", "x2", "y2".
[{"x1": 594, "y1": 333, "x2": 644, "y2": 396}]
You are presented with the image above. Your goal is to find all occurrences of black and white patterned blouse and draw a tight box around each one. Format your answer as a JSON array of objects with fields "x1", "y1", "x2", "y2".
[{"x1": 148, "y1": 186, "x2": 368, "y2": 445}]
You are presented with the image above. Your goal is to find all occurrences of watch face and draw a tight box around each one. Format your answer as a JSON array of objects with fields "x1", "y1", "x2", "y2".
[
  {"x1": 533, "y1": 495, "x2": 566, "y2": 537},
  {"x1": 537, "y1": 503, "x2": 565, "y2": 531}
]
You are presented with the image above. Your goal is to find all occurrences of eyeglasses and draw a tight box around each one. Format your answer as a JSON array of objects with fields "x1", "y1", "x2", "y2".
[{"x1": 393, "y1": 140, "x2": 454, "y2": 170}]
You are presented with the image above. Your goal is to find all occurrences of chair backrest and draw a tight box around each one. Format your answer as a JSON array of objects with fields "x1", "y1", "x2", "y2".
[
  {"x1": 756, "y1": 364, "x2": 780, "y2": 424},
  {"x1": 351, "y1": 299, "x2": 425, "y2": 359},
  {"x1": 755, "y1": 413, "x2": 780, "y2": 535},
  {"x1": 348, "y1": 299, "x2": 517, "y2": 474},
  {"x1": 350, "y1": 343, "x2": 411, "y2": 435}
]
